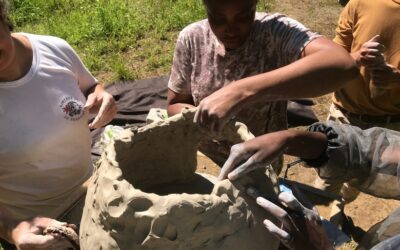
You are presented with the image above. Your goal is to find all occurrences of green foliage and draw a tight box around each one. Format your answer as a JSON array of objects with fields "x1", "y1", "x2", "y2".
[{"x1": 8, "y1": 0, "x2": 274, "y2": 82}]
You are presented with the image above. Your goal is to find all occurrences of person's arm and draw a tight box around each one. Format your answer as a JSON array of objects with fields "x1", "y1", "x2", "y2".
[
  {"x1": 58, "y1": 38, "x2": 117, "y2": 129},
  {"x1": 310, "y1": 123, "x2": 400, "y2": 199},
  {"x1": 194, "y1": 37, "x2": 358, "y2": 131},
  {"x1": 167, "y1": 90, "x2": 195, "y2": 116},
  {"x1": 219, "y1": 129, "x2": 327, "y2": 180},
  {"x1": 231, "y1": 37, "x2": 357, "y2": 100}
]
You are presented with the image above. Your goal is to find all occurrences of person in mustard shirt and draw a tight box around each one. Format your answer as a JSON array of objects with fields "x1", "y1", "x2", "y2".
[{"x1": 314, "y1": 0, "x2": 400, "y2": 222}]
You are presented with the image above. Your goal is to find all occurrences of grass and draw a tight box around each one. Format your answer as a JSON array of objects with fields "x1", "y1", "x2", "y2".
[{"x1": 9, "y1": 0, "x2": 275, "y2": 83}]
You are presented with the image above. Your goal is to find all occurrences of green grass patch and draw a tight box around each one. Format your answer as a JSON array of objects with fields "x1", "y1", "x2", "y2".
[{"x1": 9, "y1": 0, "x2": 274, "y2": 82}]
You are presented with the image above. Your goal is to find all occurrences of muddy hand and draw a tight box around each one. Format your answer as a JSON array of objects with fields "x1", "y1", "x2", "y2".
[
  {"x1": 219, "y1": 131, "x2": 290, "y2": 181},
  {"x1": 44, "y1": 224, "x2": 79, "y2": 249},
  {"x1": 11, "y1": 217, "x2": 76, "y2": 250},
  {"x1": 84, "y1": 86, "x2": 117, "y2": 129},
  {"x1": 193, "y1": 84, "x2": 244, "y2": 132},
  {"x1": 247, "y1": 187, "x2": 333, "y2": 250}
]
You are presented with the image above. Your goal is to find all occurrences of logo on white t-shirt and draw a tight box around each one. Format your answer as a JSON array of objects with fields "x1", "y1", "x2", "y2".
[{"x1": 59, "y1": 96, "x2": 84, "y2": 121}]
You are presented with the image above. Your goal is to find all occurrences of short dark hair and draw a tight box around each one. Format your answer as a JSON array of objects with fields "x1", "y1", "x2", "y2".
[{"x1": 0, "y1": 0, "x2": 13, "y2": 31}]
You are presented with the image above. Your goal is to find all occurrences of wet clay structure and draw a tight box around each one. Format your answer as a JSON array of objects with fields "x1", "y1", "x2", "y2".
[{"x1": 80, "y1": 109, "x2": 280, "y2": 250}]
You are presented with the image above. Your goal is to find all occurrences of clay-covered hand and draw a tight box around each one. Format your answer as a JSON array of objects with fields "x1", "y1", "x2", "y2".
[
  {"x1": 11, "y1": 217, "x2": 76, "y2": 250},
  {"x1": 84, "y1": 85, "x2": 117, "y2": 129},
  {"x1": 218, "y1": 131, "x2": 290, "y2": 180},
  {"x1": 355, "y1": 35, "x2": 385, "y2": 68},
  {"x1": 193, "y1": 84, "x2": 244, "y2": 132},
  {"x1": 370, "y1": 63, "x2": 400, "y2": 89},
  {"x1": 248, "y1": 187, "x2": 333, "y2": 250}
]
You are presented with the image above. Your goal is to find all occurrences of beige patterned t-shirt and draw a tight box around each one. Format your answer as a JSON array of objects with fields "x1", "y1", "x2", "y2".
[{"x1": 169, "y1": 12, "x2": 320, "y2": 136}]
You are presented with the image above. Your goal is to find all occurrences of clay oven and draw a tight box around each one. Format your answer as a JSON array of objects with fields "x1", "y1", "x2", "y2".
[{"x1": 80, "y1": 109, "x2": 280, "y2": 250}]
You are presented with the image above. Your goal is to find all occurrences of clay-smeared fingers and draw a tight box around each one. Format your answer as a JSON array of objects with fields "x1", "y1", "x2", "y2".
[
  {"x1": 361, "y1": 49, "x2": 382, "y2": 59},
  {"x1": 278, "y1": 192, "x2": 303, "y2": 212},
  {"x1": 366, "y1": 35, "x2": 384, "y2": 50},
  {"x1": 66, "y1": 223, "x2": 78, "y2": 232},
  {"x1": 83, "y1": 94, "x2": 96, "y2": 111},
  {"x1": 366, "y1": 43, "x2": 385, "y2": 52},
  {"x1": 193, "y1": 107, "x2": 201, "y2": 124},
  {"x1": 256, "y1": 196, "x2": 293, "y2": 230},
  {"x1": 263, "y1": 220, "x2": 292, "y2": 244},
  {"x1": 89, "y1": 95, "x2": 116, "y2": 129},
  {"x1": 218, "y1": 144, "x2": 246, "y2": 180},
  {"x1": 44, "y1": 225, "x2": 79, "y2": 249},
  {"x1": 198, "y1": 107, "x2": 211, "y2": 130},
  {"x1": 227, "y1": 157, "x2": 263, "y2": 181},
  {"x1": 291, "y1": 184, "x2": 317, "y2": 212},
  {"x1": 279, "y1": 192, "x2": 320, "y2": 223}
]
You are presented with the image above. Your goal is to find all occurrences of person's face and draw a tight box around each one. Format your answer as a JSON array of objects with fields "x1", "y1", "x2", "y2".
[
  {"x1": 206, "y1": 0, "x2": 256, "y2": 50},
  {"x1": 0, "y1": 14, "x2": 14, "y2": 73}
]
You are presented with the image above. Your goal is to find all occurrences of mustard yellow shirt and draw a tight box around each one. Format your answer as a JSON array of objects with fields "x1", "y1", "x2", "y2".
[{"x1": 333, "y1": 0, "x2": 400, "y2": 115}]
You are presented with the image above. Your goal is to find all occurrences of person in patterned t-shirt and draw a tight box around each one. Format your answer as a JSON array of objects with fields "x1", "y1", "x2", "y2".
[{"x1": 167, "y1": 0, "x2": 357, "y2": 168}]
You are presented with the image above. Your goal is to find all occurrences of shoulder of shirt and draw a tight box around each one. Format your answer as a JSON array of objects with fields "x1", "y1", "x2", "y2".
[
  {"x1": 255, "y1": 12, "x2": 293, "y2": 23},
  {"x1": 178, "y1": 19, "x2": 209, "y2": 39},
  {"x1": 22, "y1": 33, "x2": 74, "y2": 51},
  {"x1": 22, "y1": 33, "x2": 77, "y2": 65},
  {"x1": 255, "y1": 12, "x2": 311, "y2": 33}
]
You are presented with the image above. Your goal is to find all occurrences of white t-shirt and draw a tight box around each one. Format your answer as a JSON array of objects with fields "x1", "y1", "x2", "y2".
[{"x1": 0, "y1": 33, "x2": 96, "y2": 220}]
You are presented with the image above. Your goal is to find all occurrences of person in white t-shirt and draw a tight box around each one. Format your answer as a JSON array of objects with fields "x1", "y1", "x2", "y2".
[{"x1": 0, "y1": 1, "x2": 116, "y2": 249}]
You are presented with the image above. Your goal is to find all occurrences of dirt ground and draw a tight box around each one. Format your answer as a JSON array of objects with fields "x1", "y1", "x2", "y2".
[{"x1": 196, "y1": 1, "x2": 400, "y2": 249}]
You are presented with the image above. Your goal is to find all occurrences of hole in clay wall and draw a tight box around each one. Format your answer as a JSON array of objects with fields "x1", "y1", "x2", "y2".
[
  {"x1": 142, "y1": 173, "x2": 217, "y2": 196},
  {"x1": 112, "y1": 114, "x2": 226, "y2": 197},
  {"x1": 116, "y1": 141, "x2": 220, "y2": 196}
]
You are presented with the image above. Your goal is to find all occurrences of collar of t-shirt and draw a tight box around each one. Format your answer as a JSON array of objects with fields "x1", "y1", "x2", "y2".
[{"x1": 0, "y1": 33, "x2": 38, "y2": 88}]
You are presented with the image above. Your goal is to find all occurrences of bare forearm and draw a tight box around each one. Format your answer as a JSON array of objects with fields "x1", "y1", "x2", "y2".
[
  {"x1": 231, "y1": 45, "x2": 357, "y2": 104},
  {"x1": 167, "y1": 89, "x2": 195, "y2": 116},
  {"x1": 167, "y1": 103, "x2": 195, "y2": 116},
  {"x1": 284, "y1": 130, "x2": 328, "y2": 160}
]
